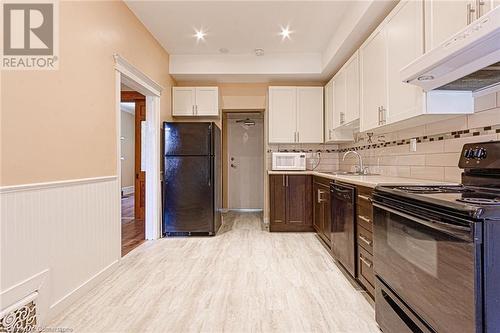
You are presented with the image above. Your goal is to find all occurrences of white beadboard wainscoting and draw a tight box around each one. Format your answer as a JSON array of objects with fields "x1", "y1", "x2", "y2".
[{"x1": 0, "y1": 176, "x2": 121, "y2": 327}]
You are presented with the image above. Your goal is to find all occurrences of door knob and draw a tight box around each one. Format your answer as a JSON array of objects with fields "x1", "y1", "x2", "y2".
[{"x1": 231, "y1": 164, "x2": 237, "y2": 168}]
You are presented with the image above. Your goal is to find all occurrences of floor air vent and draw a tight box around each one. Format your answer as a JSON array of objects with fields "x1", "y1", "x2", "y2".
[{"x1": 0, "y1": 292, "x2": 38, "y2": 333}]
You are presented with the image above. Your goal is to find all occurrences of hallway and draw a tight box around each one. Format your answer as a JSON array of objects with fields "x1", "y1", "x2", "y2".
[{"x1": 50, "y1": 212, "x2": 378, "y2": 332}]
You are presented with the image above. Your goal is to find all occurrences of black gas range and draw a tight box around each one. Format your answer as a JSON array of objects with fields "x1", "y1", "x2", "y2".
[{"x1": 373, "y1": 140, "x2": 500, "y2": 333}]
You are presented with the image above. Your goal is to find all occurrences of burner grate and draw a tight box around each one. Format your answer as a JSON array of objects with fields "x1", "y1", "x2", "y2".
[
  {"x1": 457, "y1": 197, "x2": 500, "y2": 205},
  {"x1": 396, "y1": 186, "x2": 470, "y2": 194}
]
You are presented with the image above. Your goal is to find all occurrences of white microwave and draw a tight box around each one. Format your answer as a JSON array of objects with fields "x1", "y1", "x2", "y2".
[{"x1": 272, "y1": 152, "x2": 307, "y2": 171}]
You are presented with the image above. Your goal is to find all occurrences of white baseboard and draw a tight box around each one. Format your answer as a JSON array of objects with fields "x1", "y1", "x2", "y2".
[
  {"x1": 121, "y1": 186, "x2": 134, "y2": 196},
  {"x1": 48, "y1": 260, "x2": 119, "y2": 321}
]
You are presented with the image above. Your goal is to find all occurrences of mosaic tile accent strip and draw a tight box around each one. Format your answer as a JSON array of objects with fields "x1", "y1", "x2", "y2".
[
  {"x1": 338, "y1": 124, "x2": 500, "y2": 152},
  {"x1": 266, "y1": 124, "x2": 500, "y2": 153}
]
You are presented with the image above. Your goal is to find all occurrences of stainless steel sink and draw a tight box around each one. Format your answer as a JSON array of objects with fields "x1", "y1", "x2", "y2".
[{"x1": 321, "y1": 171, "x2": 380, "y2": 176}]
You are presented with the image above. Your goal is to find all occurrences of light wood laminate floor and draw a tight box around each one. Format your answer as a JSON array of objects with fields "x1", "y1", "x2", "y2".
[{"x1": 50, "y1": 212, "x2": 379, "y2": 333}]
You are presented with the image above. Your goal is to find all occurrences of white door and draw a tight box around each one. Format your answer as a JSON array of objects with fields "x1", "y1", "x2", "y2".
[
  {"x1": 360, "y1": 29, "x2": 387, "y2": 132},
  {"x1": 227, "y1": 115, "x2": 263, "y2": 209},
  {"x1": 424, "y1": 0, "x2": 472, "y2": 51},
  {"x1": 333, "y1": 69, "x2": 347, "y2": 128},
  {"x1": 345, "y1": 52, "x2": 360, "y2": 124},
  {"x1": 386, "y1": 0, "x2": 424, "y2": 124},
  {"x1": 195, "y1": 87, "x2": 219, "y2": 116},
  {"x1": 172, "y1": 87, "x2": 195, "y2": 116},
  {"x1": 296, "y1": 87, "x2": 323, "y2": 143},
  {"x1": 324, "y1": 79, "x2": 334, "y2": 142},
  {"x1": 268, "y1": 87, "x2": 297, "y2": 143}
]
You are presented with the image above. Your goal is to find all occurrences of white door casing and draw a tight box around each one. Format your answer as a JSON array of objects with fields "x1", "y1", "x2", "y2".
[{"x1": 114, "y1": 54, "x2": 163, "y2": 241}]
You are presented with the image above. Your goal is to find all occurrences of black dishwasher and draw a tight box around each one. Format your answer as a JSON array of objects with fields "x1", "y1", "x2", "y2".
[{"x1": 330, "y1": 182, "x2": 356, "y2": 276}]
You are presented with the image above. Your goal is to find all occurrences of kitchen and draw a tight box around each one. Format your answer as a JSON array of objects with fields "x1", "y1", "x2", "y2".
[{"x1": 1, "y1": 1, "x2": 500, "y2": 332}]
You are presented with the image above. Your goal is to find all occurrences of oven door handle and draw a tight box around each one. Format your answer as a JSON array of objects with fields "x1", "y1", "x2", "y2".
[{"x1": 373, "y1": 202, "x2": 473, "y2": 242}]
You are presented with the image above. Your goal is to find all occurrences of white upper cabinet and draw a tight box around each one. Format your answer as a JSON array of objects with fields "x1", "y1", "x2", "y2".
[
  {"x1": 424, "y1": 0, "x2": 499, "y2": 50},
  {"x1": 327, "y1": 51, "x2": 360, "y2": 131},
  {"x1": 344, "y1": 53, "x2": 360, "y2": 124},
  {"x1": 269, "y1": 87, "x2": 297, "y2": 143},
  {"x1": 172, "y1": 87, "x2": 219, "y2": 116},
  {"x1": 172, "y1": 87, "x2": 196, "y2": 116},
  {"x1": 324, "y1": 79, "x2": 334, "y2": 141},
  {"x1": 359, "y1": 0, "x2": 473, "y2": 133},
  {"x1": 360, "y1": 29, "x2": 387, "y2": 132},
  {"x1": 386, "y1": 0, "x2": 424, "y2": 124},
  {"x1": 195, "y1": 87, "x2": 219, "y2": 116},
  {"x1": 268, "y1": 86, "x2": 323, "y2": 143},
  {"x1": 424, "y1": 0, "x2": 471, "y2": 50},
  {"x1": 296, "y1": 87, "x2": 324, "y2": 143},
  {"x1": 333, "y1": 69, "x2": 347, "y2": 128}
]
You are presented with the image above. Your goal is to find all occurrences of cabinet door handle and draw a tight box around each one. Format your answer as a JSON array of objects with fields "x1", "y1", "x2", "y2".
[
  {"x1": 359, "y1": 234, "x2": 372, "y2": 246},
  {"x1": 192, "y1": 105, "x2": 195, "y2": 114},
  {"x1": 467, "y1": 3, "x2": 476, "y2": 24},
  {"x1": 286, "y1": 175, "x2": 289, "y2": 187},
  {"x1": 358, "y1": 194, "x2": 372, "y2": 202},
  {"x1": 358, "y1": 215, "x2": 371, "y2": 224},
  {"x1": 283, "y1": 175, "x2": 286, "y2": 187},
  {"x1": 477, "y1": 0, "x2": 485, "y2": 17},
  {"x1": 360, "y1": 254, "x2": 373, "y2": 268},
  {"x1": 317, "y1": 189, "x2": 326, "y2": 203},
  {"x1": 297, "y1": 132, "x2": 300, "y2": 142}
]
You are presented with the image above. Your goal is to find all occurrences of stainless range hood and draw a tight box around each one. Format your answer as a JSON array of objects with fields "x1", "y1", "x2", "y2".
[{"x1": 401, "y1": 6, "x2": 500, "y2": 95}]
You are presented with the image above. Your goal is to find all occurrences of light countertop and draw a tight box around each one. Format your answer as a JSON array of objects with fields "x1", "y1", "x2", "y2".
[{"x1": 267, "y1": 170, "x2": 456, "y2": 188}]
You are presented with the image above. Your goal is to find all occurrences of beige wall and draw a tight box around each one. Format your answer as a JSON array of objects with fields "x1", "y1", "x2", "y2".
[
  {"x1": 1, "y1": 1, "x2": 175, "y2": 186},
  {"x1": 120, "y1": 110, "x2": 135, "y2": 188}
]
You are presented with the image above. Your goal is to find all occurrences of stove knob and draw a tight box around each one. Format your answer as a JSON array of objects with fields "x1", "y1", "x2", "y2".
[
  {"x1": 464, "y1": 148, "x2": 474, "y2": 159},
  {"x1": 477, "y1": 148, "x2": 487, "y2": 159}
]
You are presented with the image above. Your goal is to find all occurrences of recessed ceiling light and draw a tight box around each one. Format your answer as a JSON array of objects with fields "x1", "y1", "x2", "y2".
[
  {"x1": 193, "y1": 28, "x2": 206, "y2": 41},
  {"x1": 219, "y1": 48, "x2": 229, "y2": 54},
  {"x1": 279, "y1": 25, "x2": 293, "y2": 40},
  {"x1": 254, "y1": 48, "x2": 264, "y2": 56}
]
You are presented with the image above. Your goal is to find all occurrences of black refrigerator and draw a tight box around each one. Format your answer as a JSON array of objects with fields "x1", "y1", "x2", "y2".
[{"x1": 162, "y1": 122, "x2": 221, "y2": 236}]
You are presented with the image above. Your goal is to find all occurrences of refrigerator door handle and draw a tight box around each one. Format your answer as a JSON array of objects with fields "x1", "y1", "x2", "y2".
[{"x1": 208, "y1": 156, "x2": 212, "y2": 187}]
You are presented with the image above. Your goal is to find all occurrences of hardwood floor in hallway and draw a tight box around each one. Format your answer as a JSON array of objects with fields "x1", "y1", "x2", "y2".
[{"x1": 50, "y1": 212, "x2": 379, "y2": 333}]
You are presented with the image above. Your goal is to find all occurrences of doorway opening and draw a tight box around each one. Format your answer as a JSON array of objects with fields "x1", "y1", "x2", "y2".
[
  {"x1": 120, "y1": 86, "x2": 146, "y2": 256},
  {"x1": 115, "y1": 54, "x2": 163, "y2": 256},
  {"x1": 223, "y1": 111, "x2": 264, "y2": 211}
]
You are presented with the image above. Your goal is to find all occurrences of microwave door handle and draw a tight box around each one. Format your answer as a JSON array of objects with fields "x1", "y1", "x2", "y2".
[{"x1": 373, "y1": 202, "x2": 472, "y2": 241}]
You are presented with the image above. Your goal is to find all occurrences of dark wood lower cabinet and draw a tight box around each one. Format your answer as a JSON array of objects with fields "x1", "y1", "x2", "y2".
[
  {"x1": 313, "y1": 176, "x2": 332, "y2": 247},
  {"x1": 269, "y1": 174, "x2": 313, "y2": 232},
  {"x1": 355, "y1": 185, "x2": 375, "y2": 298}
]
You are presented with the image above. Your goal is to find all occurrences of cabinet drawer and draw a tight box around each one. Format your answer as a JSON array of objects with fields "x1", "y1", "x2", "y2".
[
  {"x1": 357, "y1": 225, "x2": 373, "y2": 254},
  {"x1": 313, "y1": 176, "x2": 332, "y2": 187},
  {"x1": 357, "y1": 209, "x2": 373, "y2": 232},
  {"x1": 357, "y1": 246, "x2": 375, "y2": 297}
]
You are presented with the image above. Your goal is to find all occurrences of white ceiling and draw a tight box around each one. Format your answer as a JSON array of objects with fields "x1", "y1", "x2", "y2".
[
  {"x1": 126, "y1": 1, "x2": 350, "y2": 55},
  {"x1": 125, "y1": 0, "x2": 398, "y2": 83}
]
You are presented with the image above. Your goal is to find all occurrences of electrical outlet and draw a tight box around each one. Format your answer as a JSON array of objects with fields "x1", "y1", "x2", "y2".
[{"x1": 410, "y1": 138, "x2": 417, "y2": 152}]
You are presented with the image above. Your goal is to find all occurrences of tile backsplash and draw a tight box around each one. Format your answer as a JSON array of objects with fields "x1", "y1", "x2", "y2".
[
  {"x1": 338, "y1": 103, "x2": 500, "y2": 182},
  {"x1": 265, "y1": 93, "x2": 500, "y2": 182}
]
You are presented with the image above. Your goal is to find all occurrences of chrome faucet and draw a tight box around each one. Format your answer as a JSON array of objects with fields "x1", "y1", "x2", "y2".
[{"x1": 342, "y1": 150, "x2": 365, "y2": 174}]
